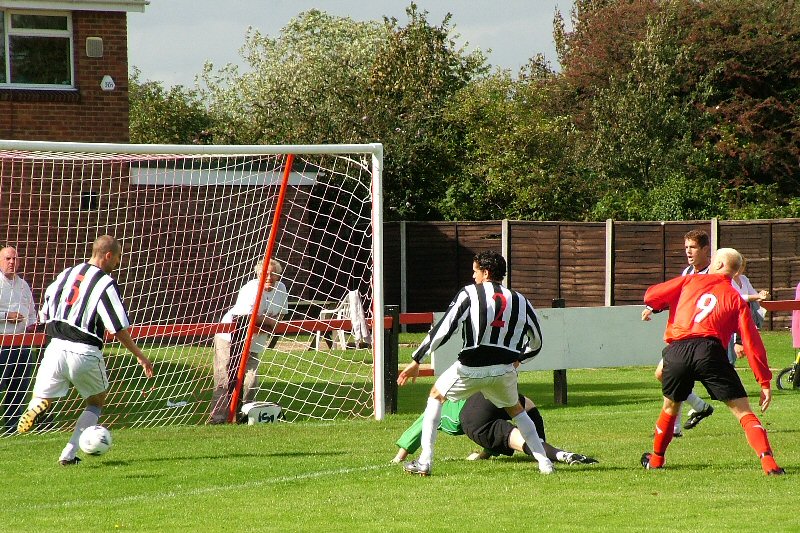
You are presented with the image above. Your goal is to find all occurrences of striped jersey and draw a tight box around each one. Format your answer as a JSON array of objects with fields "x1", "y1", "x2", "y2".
[
  {"x1": 39, "y1": 263, "x2": 131, "y2": 349},
  {"x1": 412, "y1": 281, "x2": 543, "y2": 367},
  {"x1": 681, "y1": 263, "x2": 710, "y2": 275}
]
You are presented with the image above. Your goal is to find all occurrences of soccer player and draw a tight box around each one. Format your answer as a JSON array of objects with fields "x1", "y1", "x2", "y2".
[
  {"x1": 397, "y1": 250, "x2": 553, "y2": 476},
  {"x1": 643, "y1": 229, "x2": 715, "y2": 434},
  {"x1": 17, "y1": 235, "x2": 154, "y2": 465},
  {"x1": 640, "y1": 248, "x2": 784, "y2": 475},
  {"x1": 392, "y1": 392, "x2": 598, "y2": 466}
]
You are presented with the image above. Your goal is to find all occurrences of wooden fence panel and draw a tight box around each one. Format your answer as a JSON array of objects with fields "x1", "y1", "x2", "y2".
[
  {"x1": 559, "y1": 224, "x2": 606, "y2": 307},
  {"x1": 385, "y1": 218, "x2": 800, "y2": 333},
  {"x1": 507, "y1": 222, "x2": 560, "y2": 309},
  {"x1": 382, "y1": 222, "x2": 402, "y2": 311},
  {"x1": 614, "y1": 222, "x2": 665, "y2": 305},
  {"x1": 404, "y1": 222, "x2": 459, "y2": 314},
  {"x1": 454, "y1": 221, "x2": 504, "y2": 287},
  {"x1": 768, "y1": 220, "x2": 800, "y2": 331}
]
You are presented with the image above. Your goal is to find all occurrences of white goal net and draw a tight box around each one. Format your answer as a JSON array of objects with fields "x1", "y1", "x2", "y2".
[{"x1": 0, "y1": 140, "x2": 384, "y2": 436}]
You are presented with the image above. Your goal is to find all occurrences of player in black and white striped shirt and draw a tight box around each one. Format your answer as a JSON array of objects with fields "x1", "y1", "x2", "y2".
[
  {"x1": 17, "y1": 235, "x2": 153, "y2": 466},
  {"x1": 398, "y1": 251, "x2": 553, "y2": 476}
]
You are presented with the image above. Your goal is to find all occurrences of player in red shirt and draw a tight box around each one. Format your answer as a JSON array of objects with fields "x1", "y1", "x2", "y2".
[{"x1": 640, "y1": 248, "x2": 784, "y2": 475}]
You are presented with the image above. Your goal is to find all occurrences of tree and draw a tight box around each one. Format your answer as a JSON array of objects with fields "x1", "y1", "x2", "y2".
[
  {"x1": 200, "y1": 10, "x2": 387, "y2": 145},
  {"x1": 687, "y1": 0, "x2": 800, "y2": 201},
  {"x1": 361, "y1": 4, "x2": 488, "y2": 220},
  {"x1": 582, "y1": 4, "x2": 723, "y2": 220},
  {"x1": 442, "y1": 64, "x2": 592, "y2": 221},
  {"x1": 554, "y1": 0, "x2": 800, "y2": 220},
  {"x1": 199, "y1": 4, "x2": 487, "y2": 220},
  {"x1": 129, "y1": 68, "x2": 213, "y2": 144}
]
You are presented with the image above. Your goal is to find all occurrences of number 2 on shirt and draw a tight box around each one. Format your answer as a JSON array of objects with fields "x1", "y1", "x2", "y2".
[
  {"x1": 491, "y1": 293, "x2": 507, "y2": 327},
  {"x1": 694, "y1": 293, "x2": 717, "y2": 323}
]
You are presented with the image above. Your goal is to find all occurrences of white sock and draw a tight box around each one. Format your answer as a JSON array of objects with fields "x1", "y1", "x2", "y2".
[
  {"x1": 60, "y1": 406, "x2": 100, "y2": 461},
  {"x1": 674, "y1": 403, "x2": 682, "y2": 433},
  {"x1": 417, "y1": 397, "x2": 442, "y2": 467},
  {"x1": 513, "y1": 412, "x2": 551, "y2": 466},
  {"x1": 686, "y1": 392, "x2": 708, "y2": 412}
]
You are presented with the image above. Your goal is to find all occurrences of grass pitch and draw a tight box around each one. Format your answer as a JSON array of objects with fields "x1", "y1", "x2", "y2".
[{"x1": 1, "y1": 332, "x2": 797, "y2": 532}]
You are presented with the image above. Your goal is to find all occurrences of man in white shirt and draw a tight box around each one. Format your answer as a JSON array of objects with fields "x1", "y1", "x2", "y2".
[
  {"x1": 209, "y1": 258, "x2": 288, "y2": 424},
  {"x1": 0, "y1": 246, "x2": 37, "y2": 434}
]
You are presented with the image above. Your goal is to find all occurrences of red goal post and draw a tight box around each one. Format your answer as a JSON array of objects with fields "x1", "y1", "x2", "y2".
[{"x1": 0, "y1": 139, "x2": 387, "y2": 433}]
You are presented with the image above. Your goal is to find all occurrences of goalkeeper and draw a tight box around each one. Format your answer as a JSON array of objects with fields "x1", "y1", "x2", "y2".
[
  {"x1": 392, "y1": 392, "x2": 598, "y2": 465},
  {"x1": 209, "y1": 258, "x2": 288, "y2": 424}
]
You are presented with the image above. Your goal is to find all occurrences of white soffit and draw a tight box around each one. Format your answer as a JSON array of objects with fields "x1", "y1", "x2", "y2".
[{"x1": 0, "y1": 0, "x2": 148, "y2": 12}]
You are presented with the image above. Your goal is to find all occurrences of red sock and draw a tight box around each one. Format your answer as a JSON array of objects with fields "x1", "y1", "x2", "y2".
[
  {"x1": 740, "y1": 413, "x2": 771, "y2": 456},
  {"x1": 651, "y1": 410, "x2": 677, "y2": 467},
  {"x1": 739, "y1": 413, "x2": 779, "y2": 472}
]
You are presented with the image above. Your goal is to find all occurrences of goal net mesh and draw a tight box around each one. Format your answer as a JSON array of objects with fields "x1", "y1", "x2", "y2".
[{"x1": 0, "y1": 143, "x2": 382, "y2": 436}]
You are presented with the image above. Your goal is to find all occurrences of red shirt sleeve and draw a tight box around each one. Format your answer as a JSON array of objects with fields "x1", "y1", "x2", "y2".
[
  {"x1": 739, "y1": 302, "x2": 772, "y2": 388},
  {"x1": 644, "y1": 276, "x2": 688, "y2": 343},
  {"x1": 644, "y1": 276, "x2": 686, "y2": 313}
]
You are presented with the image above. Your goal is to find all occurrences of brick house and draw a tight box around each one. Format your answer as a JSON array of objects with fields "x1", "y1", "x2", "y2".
[{"x1": 0, "y1": 0, "x2": 146, "y2": 142}]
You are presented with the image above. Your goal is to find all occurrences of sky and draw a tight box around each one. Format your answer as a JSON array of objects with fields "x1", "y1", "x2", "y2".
[{"x1": 127, "y1": 0, "x2": 573, "y2": 88}]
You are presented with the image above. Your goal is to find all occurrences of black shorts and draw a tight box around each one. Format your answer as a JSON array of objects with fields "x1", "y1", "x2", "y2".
[
  {"x1": 661, "y1": 337, "x2": 747, "y2": 403},
  {"x1": 460, "y1": 393, "x2": 545, "y2": 456}
]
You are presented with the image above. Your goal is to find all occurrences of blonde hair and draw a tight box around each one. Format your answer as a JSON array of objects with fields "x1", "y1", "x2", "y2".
[
  {"x1": 92, "y1": 235, "x2": 121, "y2": 258},
  {"x1": 712, "y1": 248, "x2": 743, "y2": 275}
]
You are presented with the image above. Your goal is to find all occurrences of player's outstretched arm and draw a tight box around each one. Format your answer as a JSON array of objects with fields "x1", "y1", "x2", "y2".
[
  {"x1": 398, "y1": 360, "x2": 420, "y2": 386},
  {"x1": 114, "y1": 328, "x2": 154, "y2": 378}
]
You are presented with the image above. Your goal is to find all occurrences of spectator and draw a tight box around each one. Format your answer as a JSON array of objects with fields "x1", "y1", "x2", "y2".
[
  {"x1": 728, "y1": 257, "x2": 769, "y2": 364},
  {"x1": 209, "y1": 258, "x2": 288, "y2": 424},
  {"x1": 0, "y1": 246, "x2": 37, "y2": 435}
]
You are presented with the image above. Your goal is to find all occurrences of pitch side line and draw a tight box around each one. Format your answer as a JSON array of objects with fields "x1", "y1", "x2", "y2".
[{"x1": 20, "y1": 463, "x2": 394, "y2": 511}]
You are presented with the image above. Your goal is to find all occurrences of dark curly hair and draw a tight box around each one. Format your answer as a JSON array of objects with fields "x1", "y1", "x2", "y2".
[
  {"x1": 473, "y1": 251, "x2": 506, "y2": 281},
  {"x1": 684, "y1": 229, "x2": 709, "y2": 248}
]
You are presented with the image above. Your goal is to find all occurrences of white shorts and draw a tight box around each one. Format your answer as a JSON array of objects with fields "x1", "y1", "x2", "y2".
[
  {"x1": 32, "y1": 338, "x2": 109, "y2": 399},
  {"x1": 434, "y1": 362, "x2": 519, "y2": 408}
]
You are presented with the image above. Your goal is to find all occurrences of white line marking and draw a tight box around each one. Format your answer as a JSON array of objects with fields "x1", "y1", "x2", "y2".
[{"x1": 22, "y1": 463, "x2": 393, "y2": 511}]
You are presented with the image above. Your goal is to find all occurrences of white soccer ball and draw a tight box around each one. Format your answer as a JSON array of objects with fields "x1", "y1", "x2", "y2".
[{"x1": 79, "y1": 425, "x2": 112, "y2": 455}]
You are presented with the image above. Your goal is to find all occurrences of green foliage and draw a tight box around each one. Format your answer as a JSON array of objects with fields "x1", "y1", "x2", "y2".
[
  {"x1": 362, "y1": 4, "x2": 488, "y2": 220},
  {"x1": 199, "y1": 10, "x2": 387, "y2": 145},
  {"x1": 723, "y1": 184, "x2": 800, "y2": 220},
  {"x1": 580, "y1": 4, "x2": 723, "y2": 220},
  {"x1": 442, "y1": 69, "x2": 592, "y2": 220},
  {"x1": 129, "y1": 68, "x2": 213, "y2": 144},
  {"x1": 557, "y1": 0, "x2": 800, "y2": 221},
  {"x1": 687, "y1": 0, "x2": 800, "y2": 197},
  {"x1": 129, "y1": 0, "x2": 800, "y2": 222},
  {"x1": 196, "y1": 4, "x2": 486, "y2": 221}
]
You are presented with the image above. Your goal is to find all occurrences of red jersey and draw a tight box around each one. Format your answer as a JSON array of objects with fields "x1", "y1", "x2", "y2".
[{"x1": 644, "y1": 273, "x2": 771, "y2": 388}]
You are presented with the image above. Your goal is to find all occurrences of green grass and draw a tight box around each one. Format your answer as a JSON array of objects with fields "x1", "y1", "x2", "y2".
[{"x1": 1, "y1": 332, "x2": 797, "y2": 532}]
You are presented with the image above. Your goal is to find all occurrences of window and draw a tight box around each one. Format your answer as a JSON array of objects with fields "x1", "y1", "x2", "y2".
[{"x1": 1, "y1": 10, "x2": 73, "y2": 88}]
